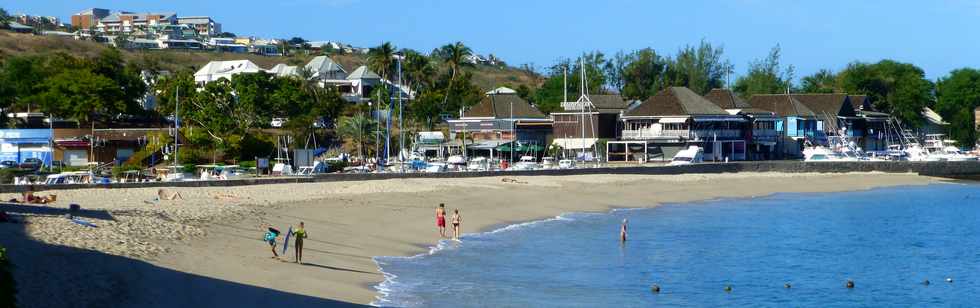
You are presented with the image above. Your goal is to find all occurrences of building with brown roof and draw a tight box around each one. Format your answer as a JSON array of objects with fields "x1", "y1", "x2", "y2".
[
  {"x1": 447, "y1": 92, "x2": 552, "y2": 161},
  {"x1": 704, "y1": 89, "x2": 780, "y2": 160},
  {"x1": 610, "y1": 87, "x2": 748, "y2": 162},
  {"x1": 550, "y1": 94, "x2": 630, "y2": 156}
]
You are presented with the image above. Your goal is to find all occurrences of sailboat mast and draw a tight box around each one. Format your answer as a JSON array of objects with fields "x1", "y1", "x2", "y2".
[
  {"x1": 580, "y1": 58, "x2": 586, "y2": 161},
  {"x1": 174, "y1": 86, "x2": 179, "y2": 168}
]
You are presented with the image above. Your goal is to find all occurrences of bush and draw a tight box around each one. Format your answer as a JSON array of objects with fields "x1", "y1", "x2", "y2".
[
  {"x1": 0, "y1": 169, "x2": 31, "y2": 185},
  {"x1": 0, "y1": 245, "x2": 16, "y2": 308},
  {"x1": 326, "y1": 160, "x2": 348, "y2": 173}
]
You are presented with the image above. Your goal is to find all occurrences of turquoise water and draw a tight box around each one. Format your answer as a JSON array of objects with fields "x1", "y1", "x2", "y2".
[{"x1": 374, "y1": 183, "x2": 980, "y2": 307}]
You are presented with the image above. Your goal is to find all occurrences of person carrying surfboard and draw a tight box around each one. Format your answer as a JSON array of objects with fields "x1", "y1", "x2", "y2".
[
  {"x1": 292, "y1": 222, "x2": 308, "y2": 264},
  {"x1": 265, "y1": 227, "x2": 281, "y2": 258}
]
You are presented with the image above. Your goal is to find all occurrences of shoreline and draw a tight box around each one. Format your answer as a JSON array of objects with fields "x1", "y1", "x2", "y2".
[{"x1": 0, "y1": 172, "x2": 941, "y2": 307}]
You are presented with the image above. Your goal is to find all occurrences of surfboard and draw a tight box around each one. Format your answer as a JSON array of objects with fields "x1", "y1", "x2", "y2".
[
  {"x1": 282, "y1": 226, "x2": 293, "y2": 255},
  {"x1": 71, "y1": 218, "x2": 98, "y2": 228}
]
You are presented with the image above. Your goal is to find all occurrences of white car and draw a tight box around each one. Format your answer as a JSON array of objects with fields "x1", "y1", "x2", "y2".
[
  {"x1": 669, "y1": 146, "x2": 704, "y2": 166},
  {"x1": 271, "y1": 118, "x2": 287, "y2": 128}
]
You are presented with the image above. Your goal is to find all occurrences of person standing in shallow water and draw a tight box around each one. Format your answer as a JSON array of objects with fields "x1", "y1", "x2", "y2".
[
  {"x1": 451, "y1": 209, "x2": 462, "y2": 240},
  {"x1": 620, "y1": 219, "x2": 628, "y2": 242},
  {"x1": 436, "y1": 203, "x2": 447, "y2": 238},
  {"x1": 292, "y1": 222, "x2": 308, "y2": 264}
]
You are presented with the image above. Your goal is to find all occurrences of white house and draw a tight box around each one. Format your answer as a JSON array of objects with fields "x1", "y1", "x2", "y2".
[{"x1": 193, "y1": 60, "x2": 264, "y2": 85}]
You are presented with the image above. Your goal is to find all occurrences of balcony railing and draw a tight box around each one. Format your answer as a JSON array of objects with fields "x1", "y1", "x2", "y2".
[
  {"x1": 622, "y1": 129, "x2": 745, "y2": 140},
  {"x1": 621, "y1": 129, "x2": 689, "y2": 140}
]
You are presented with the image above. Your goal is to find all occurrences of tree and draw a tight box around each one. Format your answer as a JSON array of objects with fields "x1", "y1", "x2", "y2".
[
  {"x1": 837, "y1": 60, "x2": 933, "y2": 125},
  {"x1": 437, "y1": 41, "x2": 473, "y2": 111},
  {"x1": 287, "y1": 37, "x2": 307, "y2": 45},
  {"x1": 800, "y1": 69, "x2": 838, "y2": 93},
  {"x1": 402, "y1": 50, "x2": 436, "y2": 92},
  {"x1": 114, "y1": 33, "x2": 130, "y2": 49},
  {"x1": 335, "y1": 114, "x2": 377, "y2": 159},
  {"x1": 935, "y1": 68, "x2": 980, "y2": 146},
  {"x1": 665, "y1": 40, "x2": 732, "y2": 95},
  {"x1": 410, "y1": 90, "x2": 444, "y2": 129},
  {"x1": 368, "y1": 42, "x2": 397, "y2": 82},
  {"x1": 0, "y1": 8, "x2": 10, "y2": 29},
  {"x1": 34, "y1": 69, "x2": 125, "y2": 123},
  {"x1": 618, "y1": 48, "x2": 669, "y2": 101},
  {"x1": 733, "y1": 45, "x2": 794, "y2": 98}
]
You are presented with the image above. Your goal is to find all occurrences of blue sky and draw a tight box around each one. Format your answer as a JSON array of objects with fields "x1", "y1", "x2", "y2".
[{"x1": 8, "y1": 0, "x2": 980, "y2": 81}]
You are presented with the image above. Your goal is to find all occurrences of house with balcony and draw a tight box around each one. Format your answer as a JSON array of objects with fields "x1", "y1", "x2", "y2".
[
  {"x1": 610, "y1": 87, "x2": 748, "y2": 162},
  {"x1": 848, "y1": 95, "x2": 892, "y2": 151},
  {"x1": 704, "y1": 89, "x2": 781, "y2": 160},
  {"x1": 550, "y1": 94, "x2": 629, "y2": 159},
  {"x1": 447, "y1": 92, "x2": 552, "y2": 160}
]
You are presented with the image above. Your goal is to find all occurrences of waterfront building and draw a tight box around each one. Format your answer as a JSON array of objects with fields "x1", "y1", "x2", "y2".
[
  {"x1": 0, "y1": 129, "x2": 53, "y2": 166},
  {"x1": 551, "y1": 94, "x2": 630, "y2": 159},
  {"x1": 447, "y1": 91, "x2": 553, "y2": 160},
  {"x1": 704, "y1": 89, "x2": 780, "y2": 160},
  {"x1": 611, "y1": 87, "x2": 748, "y2": 162}
]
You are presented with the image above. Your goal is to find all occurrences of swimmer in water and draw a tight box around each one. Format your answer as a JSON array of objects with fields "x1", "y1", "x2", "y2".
[{"x1": 620, "y1": 218, "x2": 628, "y2": 242}]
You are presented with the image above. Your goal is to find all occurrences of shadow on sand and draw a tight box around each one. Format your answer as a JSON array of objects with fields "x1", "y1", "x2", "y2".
[{"x1": 0, "y1": 208, "x2": 367, "y2": 308}]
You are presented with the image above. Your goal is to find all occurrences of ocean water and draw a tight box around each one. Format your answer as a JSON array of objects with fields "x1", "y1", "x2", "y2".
[{"x1": 374, "y1": 183, "x2": 980, "y2": 307}]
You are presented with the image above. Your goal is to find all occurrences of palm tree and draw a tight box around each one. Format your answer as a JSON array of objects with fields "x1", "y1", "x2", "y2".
[
  {"x1": 335, "y1": 114, "x2": 377, "y2": 159},
  {"x1": 403, "y1": 50, "x2": 435, "y2": 92},
  {"x1": 438, "y1": 41, "x2": 473, "y2": 108},
  {"x1": 368, "y1": 42, "x2": 396, "y2": 81}
]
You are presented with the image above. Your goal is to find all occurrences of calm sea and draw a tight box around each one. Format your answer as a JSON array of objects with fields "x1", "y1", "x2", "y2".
[{"x1": 374, "y1": 183, "x2": 980, "y2": 307}]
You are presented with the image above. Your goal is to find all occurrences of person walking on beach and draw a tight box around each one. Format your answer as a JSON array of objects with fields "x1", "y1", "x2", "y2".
[
  {"x1": 292, "y1": 222, "x2": 308, "y2": 264},
  {"x1": 451, "y1": 209, "x2": 462, "y2": 240},
  {"x1": 436, "y1": 203, "x2": 447, "y2": 238},
  {"x1": 620, "y1": 218, "x2": 628, "y2": 242},
  {"x1": 265, "y1": 227, "x2": 281, "y2": 258}
]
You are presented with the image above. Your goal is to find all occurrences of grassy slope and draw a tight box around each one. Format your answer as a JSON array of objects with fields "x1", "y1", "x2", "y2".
[{"x1": 0, "y1": 31, "x2": 541, "y2": 91}]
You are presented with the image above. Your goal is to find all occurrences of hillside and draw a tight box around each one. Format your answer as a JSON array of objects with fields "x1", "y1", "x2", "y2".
[{"x1": 0, "y1": 31, "x2": 541, "y2": 91}]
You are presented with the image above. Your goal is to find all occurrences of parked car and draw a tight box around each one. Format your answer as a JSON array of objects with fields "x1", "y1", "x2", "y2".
[
  {"x1": 19, "y1": 158, "x2": 43, "y2": 170},
  {"x1": 271, "y1": 117, "x2": 288, "y2": 128},
  {"x1": 0, "y1": 161, "x2": 15, "y2": 169}
]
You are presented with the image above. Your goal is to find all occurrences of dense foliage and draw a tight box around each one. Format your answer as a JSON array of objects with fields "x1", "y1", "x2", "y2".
[{"x1": 936, "y1": 68, "x2": 980, "y2": 146}]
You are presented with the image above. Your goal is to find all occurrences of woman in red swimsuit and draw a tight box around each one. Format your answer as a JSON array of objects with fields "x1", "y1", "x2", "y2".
[{"x1": 436, "y1": 203, "x2": 447, "y2": 238}]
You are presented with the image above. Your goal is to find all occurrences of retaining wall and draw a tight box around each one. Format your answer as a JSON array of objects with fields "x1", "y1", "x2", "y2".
[{"x1": 2, "y1": 161, "x2": 978, "y2": 193}]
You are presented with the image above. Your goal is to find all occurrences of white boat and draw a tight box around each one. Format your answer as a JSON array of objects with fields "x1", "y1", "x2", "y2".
[
  {"x1": 510, "y1": 156, "x2": 538, "y2": 170},
  {"x1": 540, "y1": 157, "x2": 556, "y2": 170},
  {"x1": 558, "y1": 159, "x2": 576, "y2": 169},
  {"x1": 156, "y1": 165, "x2": 190, "y2": 182},
  {"x1": 197, "y1": 165, "x2": 248, "y2": 180},
  {"x1": 424, "y1": 162, "x2": 447, "y2": 173},
  {"x1": 466, "y1": 157, "x2": 490, "y2": 171},
  {"x1": 922, "y1": 135, "x2": 977, "y2": 161},
  {"x1": 668, "y1": 146, "x2": 704, "y2": 166},
  {"x1": 44, "y1": 171, "x2": 111, "y2": 185},
  {"x1": 803, "y1": 146, "x2": 862, "y2": 162}
]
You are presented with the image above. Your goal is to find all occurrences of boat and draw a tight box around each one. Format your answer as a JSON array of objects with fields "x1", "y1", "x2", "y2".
[
  {"x1": 156, "y1": 165, "x2": 189, "y2": 182},
  {"x1": 803, "y1": 146, "x2": 862, "y2": 162},
  {"x1": 540, "y1": 157, "x2": 556, "y2": 169},
  {"x1": 668, "y1": 146, "x2": 704, "y2": 166},
  {"x1": 510, "y1": 156, "x2": 538, "y2": 171},
  {"x1": 424, "y1": 162, "x2": 447, "y2": 173},
  {"x1": 297, "y1": 161, "x2": 328, "y2": 175},
  {"x1": 558, "y1": 159, "x2": 576, "y2": 169},
  {"x1": 922, "y1": 135, "x2": 977, "y2": 161},
  {"x1": 466, "y1": 157, "x2": 490, "y2": 171},
  {"x1": 44, "y1": 171, "x2": 111, "y2": 185}
]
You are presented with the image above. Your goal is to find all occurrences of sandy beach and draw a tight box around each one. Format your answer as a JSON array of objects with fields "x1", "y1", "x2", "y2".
[{"x1": 0, "y1": 172, "x2": 938, "y2": 307}]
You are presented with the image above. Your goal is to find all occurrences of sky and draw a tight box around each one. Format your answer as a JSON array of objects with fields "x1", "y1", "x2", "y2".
[{"x1": 7, "y1": 0, "x2": 980, "y2": 81}]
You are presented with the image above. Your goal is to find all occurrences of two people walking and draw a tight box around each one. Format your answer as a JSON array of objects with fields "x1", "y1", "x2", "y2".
[{"x1": 436, "y1": 203, "x2": 462, "y2": 240}]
